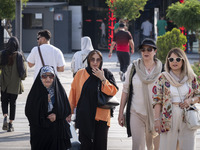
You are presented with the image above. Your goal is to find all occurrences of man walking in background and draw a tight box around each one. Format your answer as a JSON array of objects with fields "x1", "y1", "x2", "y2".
[
  {"x1": 109, "y1": 22, "x2": 134, "y2": 81},
  {"x1": 157, "y1": 15, "x2": 167, "y2": 36},
  {"x1": 27, "y1": 29, "x2": 66, "y2": 80},
  {"x1": 141, "y1": 18, "x2": 153, "y2": 40}
]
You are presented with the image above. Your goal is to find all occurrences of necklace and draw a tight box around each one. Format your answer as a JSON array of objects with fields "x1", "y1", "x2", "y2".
[{"x1": 145, "y1": 62, "x2": 155, "y2": 73}]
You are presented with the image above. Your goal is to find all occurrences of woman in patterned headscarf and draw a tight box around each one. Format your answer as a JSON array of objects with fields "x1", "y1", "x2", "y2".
[{"x1": 25, "y1": 65, "x2": 72, "y2": 150}]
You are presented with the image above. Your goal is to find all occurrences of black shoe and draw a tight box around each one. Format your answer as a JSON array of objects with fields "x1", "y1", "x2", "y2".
[
  {"x1": 2, "y1": 116, "x2": 8, "y2": 130},
  {"x1": 7, "y1": 123, "x2": 14, "y2": 132}
]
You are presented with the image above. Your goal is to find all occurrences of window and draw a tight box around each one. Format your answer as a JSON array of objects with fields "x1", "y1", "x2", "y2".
[{"x1": 23, "y1": 13, "x2": 43, "y2": 29}]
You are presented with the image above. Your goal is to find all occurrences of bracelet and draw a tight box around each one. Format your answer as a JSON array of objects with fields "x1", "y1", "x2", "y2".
[
  {"x1": 154, "y1": 118, "x2": 160, "y2": 121},
  {"x1": 101, "y1": 78, "x2": 106, "y2": 82}
]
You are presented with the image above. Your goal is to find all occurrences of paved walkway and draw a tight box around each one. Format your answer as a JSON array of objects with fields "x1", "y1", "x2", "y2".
[{"x1": 0, "y1": 51, "x2": 200, "y2": 150}]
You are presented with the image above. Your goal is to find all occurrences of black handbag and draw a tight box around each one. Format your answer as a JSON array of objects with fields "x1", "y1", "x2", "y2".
[{"x1": 97, "y1": 81, "x2": 119, "y2": 109}]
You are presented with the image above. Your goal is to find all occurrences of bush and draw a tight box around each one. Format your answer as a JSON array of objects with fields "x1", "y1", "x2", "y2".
[
  {"x1": 156, "y1": 28, "x2": 187, "y2": 63},
  {"x1": 192, "y1": 62, "x2": 200, "y2": 83}
]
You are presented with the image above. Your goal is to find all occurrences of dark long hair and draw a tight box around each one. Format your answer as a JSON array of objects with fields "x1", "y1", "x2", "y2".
[
  {"x1": 87, "y1": 50, "x2": 103, "y2": 69},
  {"x1": 0, "y1": 36, "x2": 19, "y2": 66}
]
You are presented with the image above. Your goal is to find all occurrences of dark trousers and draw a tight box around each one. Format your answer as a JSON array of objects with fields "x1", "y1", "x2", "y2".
[
  {"x1": 79, "y1": 120, "x2": 109, "y2": 150},
  {"x1": 117, "y1": 51, "x2": 130, "y2": 73},
  {"x1": 1, "y1": 90, "x2": 18, "y2": 120}
]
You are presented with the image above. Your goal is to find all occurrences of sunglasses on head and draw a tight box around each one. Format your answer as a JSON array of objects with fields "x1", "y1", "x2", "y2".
[
  {"x1": 90, "y1": 58, "x2": 101, "y2": 63},
  {"x1": 41, "y1": 74, "x2": 54, "y2": 79},
  {"x1": 140, "y1": 48, "x2": 153, "y2": 52},
  {"x1": 168, "y1": 57, "x2": 183, "y2": 62}
]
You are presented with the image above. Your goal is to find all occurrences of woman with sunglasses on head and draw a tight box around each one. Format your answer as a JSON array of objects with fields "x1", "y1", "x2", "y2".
[
  {"x1": 68, "y1": 50, "x2": 118, "y2": 150},
  {"x1": 118, "y1": 38, "x2": 163, "y2": 150},
  {"x1": 25, "y1": 66, "x2": 72, "y2": 150},
  {"x1": 0, "y1": 36, "x2": 27, "y2": 132},
  {"x1": 153, "y1": 48, "x2": 200, "y2": 150}
]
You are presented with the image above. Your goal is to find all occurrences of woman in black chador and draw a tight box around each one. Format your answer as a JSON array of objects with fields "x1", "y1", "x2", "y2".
[{"x1": 25, "y1": 66, "x2": 72, "y2": 150}]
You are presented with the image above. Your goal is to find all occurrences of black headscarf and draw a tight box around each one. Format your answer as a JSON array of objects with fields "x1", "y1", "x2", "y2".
[
  {"x1": 25, "y1": 66, "x2": 71, "y2": 150},
  {"x1": 0, "y1": 36, "x2": 26, "y2": 79},
  {"x1": 75, "y1": 50, "x2": 118, "y2": 139}
]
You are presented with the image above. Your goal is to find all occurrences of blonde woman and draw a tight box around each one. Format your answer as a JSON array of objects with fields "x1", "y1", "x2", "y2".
[{"x1": 153, "y1": 48, "x2": 200, "y2": 150}]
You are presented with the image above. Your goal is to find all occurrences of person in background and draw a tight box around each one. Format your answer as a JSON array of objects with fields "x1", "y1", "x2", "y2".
[
  {"x1": 25, "y1": 66, "x2": 72, "y2": 150},
  {"x1": 71, "y1": 36, "x2": 94, "y2": 77},
  {"x1": 188, "y1": 32, "x2": 196, "y2": 53},
  {"x1": 166, "y1": 20, "x2": 177, "y2": 32},
  {"x1": 156, "y1": 16, "x2": 167, "y2": 36},
  {"x1": 109, "y1": 22, "x2": 134, "y2": 81},
  {"x1": 141, "y1": 18, "x2": 153, "y2": 40},
  {"x1": 27, "y1": 29, "x2": 66, "y2": 80},
  {"x1": 153, "y1": 48, "x2": 200, "y2": 150},
  {"x1": 0, "y1": 36, "x2": 27, "y2": 132},
  {"x1": 118, "y1": 38, "x2": 163, "y2": 150},
  {"x1": 69, "y1": 50, "x2": 118, "y2": 150},
  {"x1": 114, "y1": 18, "x2": 123, "y2": 33},
  {"x1": 100, "y1": 20, "x2": 107, "y2": 48}
]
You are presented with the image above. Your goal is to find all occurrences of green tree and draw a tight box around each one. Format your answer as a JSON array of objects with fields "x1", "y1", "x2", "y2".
[
  {"x1": 156, "y1": 28, "x2": 187, "y2": 63},
  {"x1": 192, "y1": 63, "x2": 200, "y2": 83},
  {"x1": 0, "y1": 0, "x2": 28, "y2": 36},
  {"x1": 106, "y1": 0, "x2": 148, "y2": 21},
  {"x1": 166, "y1": 0, "x2": 200, "y2": 57}
]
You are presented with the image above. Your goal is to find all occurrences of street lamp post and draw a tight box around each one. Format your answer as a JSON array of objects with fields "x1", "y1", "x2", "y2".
[{"x1": 15, "y1": 0, "x2": 22, "y2": 51}]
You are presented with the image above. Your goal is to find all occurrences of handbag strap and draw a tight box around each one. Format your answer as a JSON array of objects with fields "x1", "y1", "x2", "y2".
[
  {"x1": 38, "y1": 46, "x2": 45, "y2": 66},
  {"x1": 177, "y1": 87, "x2": 192, "y2": 111}
]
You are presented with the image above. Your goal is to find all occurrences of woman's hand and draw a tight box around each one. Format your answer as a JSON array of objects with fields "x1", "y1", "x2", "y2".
[
  {"x1": 66, "y1": 114, "x2": 72, "y2": 122},
  {"x1": 47, "y1": 113, "x2": 56, "y2": 122},
  {"x1": 179, "y1": 98, "x2": 191, "y2": 109},
  {"x1": 154, "y1": 120, "x2": 161, "y2": 134},
  {"x1": 118, "y1": 113, "x2": 125, "y2": 127},
  {"x1": 92, "y1": 67, "x2": 106, "y2": 81}
]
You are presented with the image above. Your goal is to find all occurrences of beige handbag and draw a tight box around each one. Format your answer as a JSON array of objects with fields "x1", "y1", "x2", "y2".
[{"x1": 184, "y1": 106, "x2": 200, "y2": 130}]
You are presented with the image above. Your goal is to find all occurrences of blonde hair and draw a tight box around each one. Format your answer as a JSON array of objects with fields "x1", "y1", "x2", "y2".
[{"x1": 165, "y1": 47, "x2": 196, "y2": 80}]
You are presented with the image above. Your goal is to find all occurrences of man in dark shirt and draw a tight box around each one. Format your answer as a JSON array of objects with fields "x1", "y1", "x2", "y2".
[{"x1": 109, "y1": 23, "x2": 134, "y2": 81}]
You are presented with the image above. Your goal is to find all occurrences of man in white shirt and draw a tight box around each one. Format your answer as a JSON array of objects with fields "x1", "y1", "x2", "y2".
[
  {"x1": 27, "y1": 29, "x2": 66, "y2": 79},
  {"x1": 141, "y1": 19, "x2": 153, "y2": 41}
]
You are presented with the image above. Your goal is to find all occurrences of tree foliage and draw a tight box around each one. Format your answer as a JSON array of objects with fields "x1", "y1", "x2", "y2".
[
  {"x1": 106, "y1": 0, "x2": 148, "y2": 21},
  {"x1": 156, "y1": 28, "x2": 187, "y2": 63},
  {"x1": 0, "y1": 0, "x2": 16, "y2": 20},
  {"x1": 166, "y1": 0, "x2": 200, "y2": 57},
  {"x1": 166, "y1": 0, "x2": 200, "y2": 32},
  {"x1": 0, "y1": 0, "x2": 28, "y2": 36},
  {"x1": 192, "y1": 62, "x2": 200, "y2": 83}
]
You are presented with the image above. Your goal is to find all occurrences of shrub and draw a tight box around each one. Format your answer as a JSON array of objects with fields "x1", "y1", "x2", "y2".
[
  {"x1": 156, "y1": 28, "x2": 187, "y2": 63},
  {"x1": 192, "y1": 62, "x2": 200, "y2": 83}
]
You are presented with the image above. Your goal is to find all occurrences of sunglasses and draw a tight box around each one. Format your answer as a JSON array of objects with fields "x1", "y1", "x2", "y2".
[
  {"x1": 168, "y1": 57, "x2": 183, "y2": 62},
  {"x1": 90, "y1": 58, "x2": 101, "y2": 63},
  {"x1": 41, "y1": 74, "x2": 54, "y2": 79},
  {"x1": 140, "y1": 48, "x2": 153, "y2": 52},
  {"x1": 37, "y1": 37, "x2": 41, "y2": 40}
]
